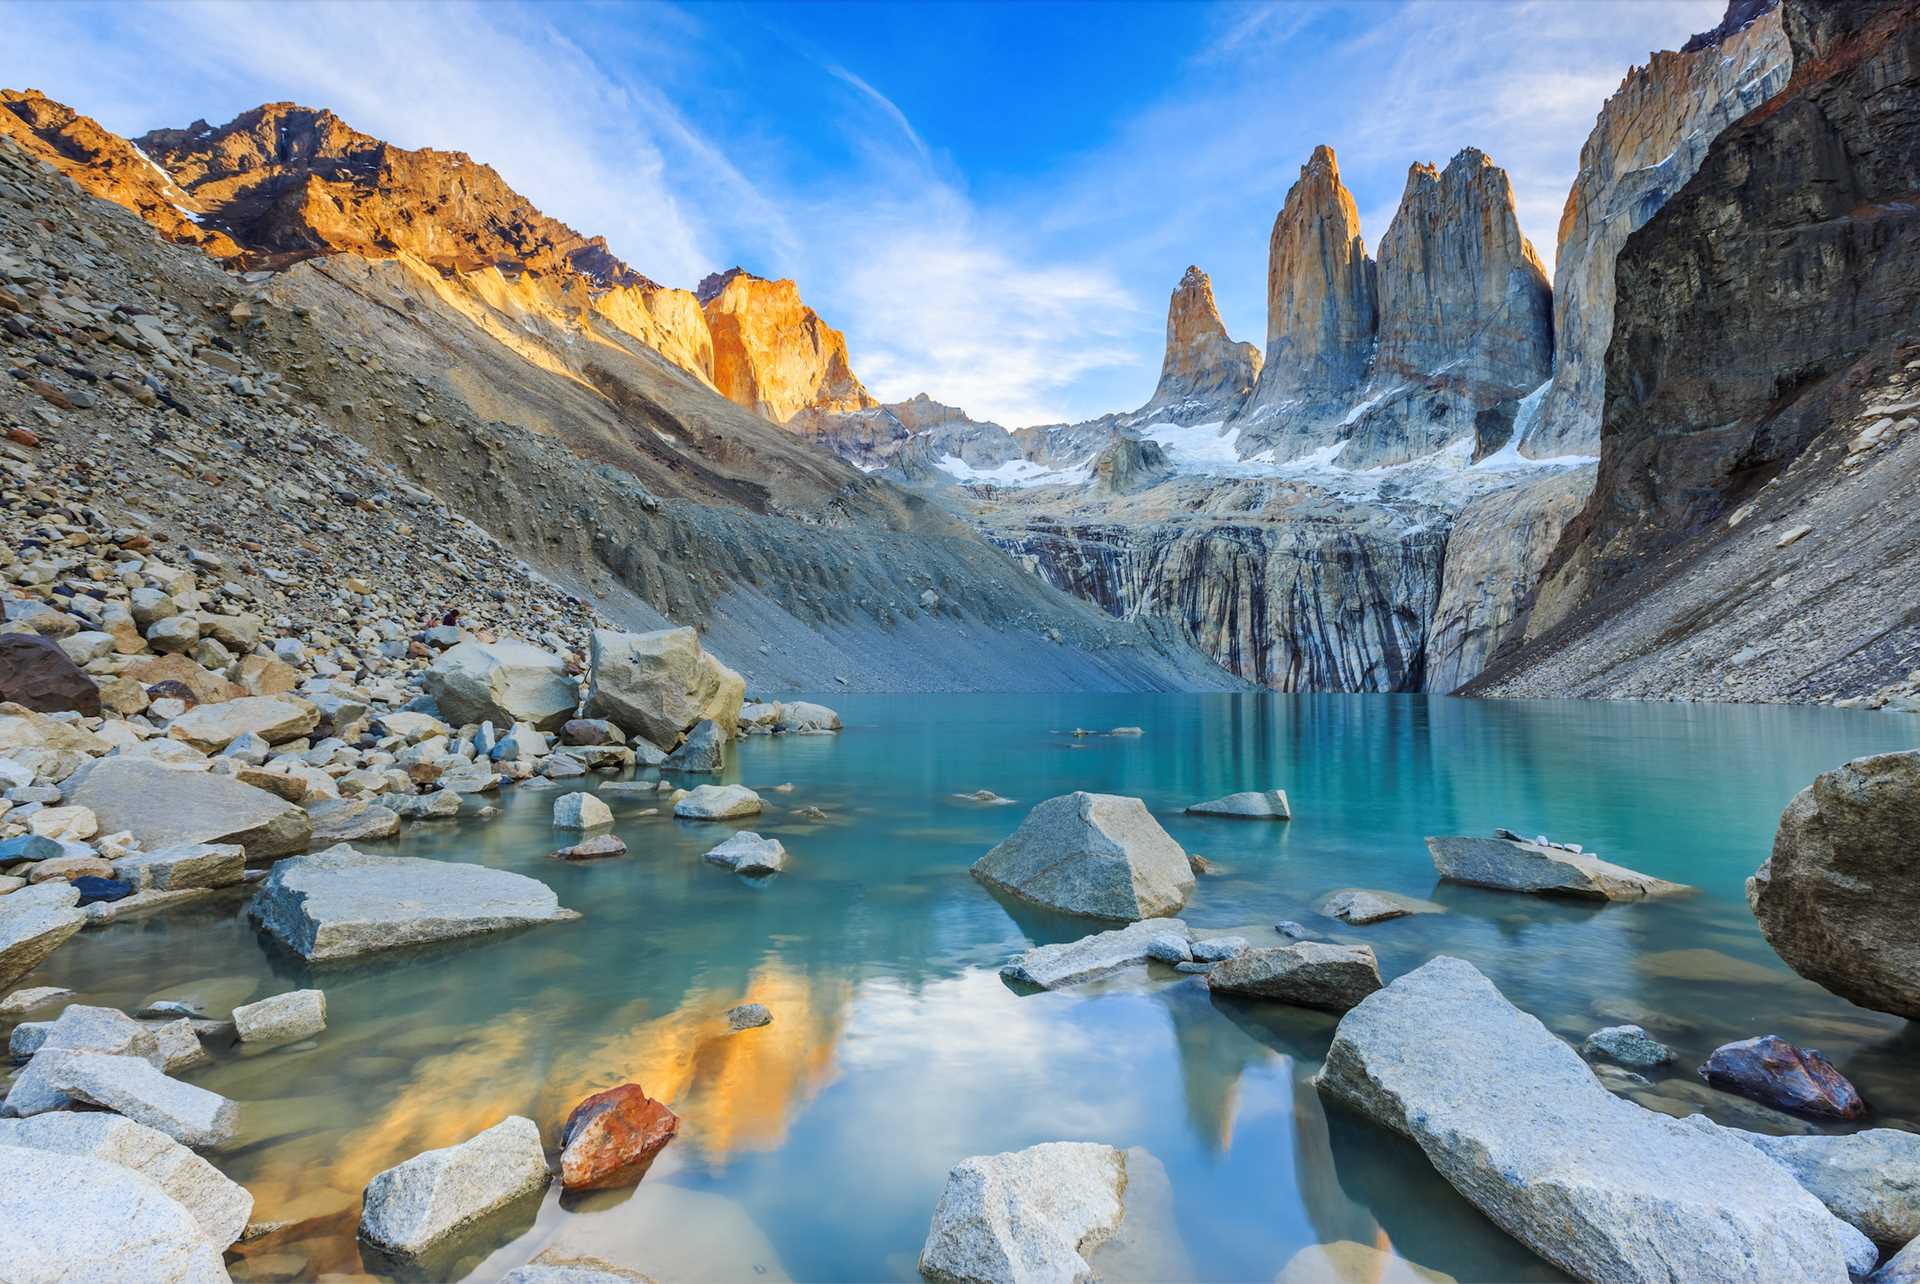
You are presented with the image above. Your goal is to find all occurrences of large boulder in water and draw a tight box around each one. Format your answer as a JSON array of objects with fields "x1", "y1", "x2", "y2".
[
  {"x1": 585, "y1": 627, "x2": 744, "y2": 751},
  {"x1": 358, "y1": 1116, "x2": 551, "y2": 1261},
  {"x1": 917, "y1": 1141, "x2": 1130, "y2": 1284},
  {"x1": 1314, "y1": 955, "x2": 1875, "y2": 1283},
  {"x1": 0, "y1": 633, "x2": 100, "y2": 716},
  {"x1": 1206, "y1": 942, "x2": 1383, "y2": 1011},
  {"x1": 248, "y1": 844, "x2": 579, "y2": 961},
  {"x1": 1427, "y1": 832, "x2": 1688, "y2": 899},
  {"x1": 971, "y1": 792, "x2": 1193, "y2": 921},
  {"x1": 1698, "y1": 1035, "x2": 1867, "y2": 1121},
  {"x1": 424, "y1": 640, "x2": 578, "y2": 732},
  {"x1": 1748, "y1": 750, "x2": 1920, "y2": 1019},
  {"x1": 558, "y1": 1083, "x2": 679, "y2": 1191}
]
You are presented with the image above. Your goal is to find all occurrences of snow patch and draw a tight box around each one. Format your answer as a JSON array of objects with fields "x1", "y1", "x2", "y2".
[{"x1": 935, "y1": 454, "x2": 1093, "y2": 488}]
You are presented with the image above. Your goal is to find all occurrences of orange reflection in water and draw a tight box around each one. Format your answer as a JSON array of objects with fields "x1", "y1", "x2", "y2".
[{"x1": 237, "y1": 959, "x2": 850, "y2": 1265}]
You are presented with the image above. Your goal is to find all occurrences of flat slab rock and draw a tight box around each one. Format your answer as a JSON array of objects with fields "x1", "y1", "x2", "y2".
[
  {"x1": 1427, "y1": 833, "x2": 1688, "y2": 900},
  {"x1": 1720, "y1": 1125, "x2": 1920, "y2": 1249},
  {"x1": 248, "y1": 843, "x2": 580, "y2": 961},
  {"x1": 918, "y1": 1141, "x2": 1132, "y2": 1284},
  {"x1": 1206, "y1": 942, "x2": 1383, "y2": 1011},
  {"x1": 64, "y1": 757, "x2": 312, "y2": 859},
  {"x1": 42, "y1": 1050, "x2": 238, "y2": 1148},
  {"x1": 1320, "y1": 888, "x2": 1444, "y2": 925},
  {"x1": 1185, "y1": 790, "x2": 1291, "y2": 819},
  {"x1": 359, "y1": 1115, "x2": 552, "y2": 1260},
  {"x1": 972, "y1": 792, "x2": 1193, "y2": 921},
  {"x1": 1314, "y1": 955, "x2": 1875, "y2": 1283},
  {"x1": 0, "y1": 880, "x2": 84, "y2": 990},
  {"x1": 1001, "y1": 918, "x2": 1192, "y2": 989},
  {"x1": 672, "y1": 784, "x2": 762, "y2": 820},
  {"x1": 0, "y1": 1144, "x2": 229, "y2": 1283}
]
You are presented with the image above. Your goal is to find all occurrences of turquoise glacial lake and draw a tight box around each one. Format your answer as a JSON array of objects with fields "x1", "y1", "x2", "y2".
[{"x1": 24, "y1": 693, "x2": 1920, "y2": 1282}]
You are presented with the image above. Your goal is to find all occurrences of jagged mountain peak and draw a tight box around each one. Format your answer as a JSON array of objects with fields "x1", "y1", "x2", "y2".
[{"x1": 1143, "y1": 263, "x2": 1261, "y2": 422}]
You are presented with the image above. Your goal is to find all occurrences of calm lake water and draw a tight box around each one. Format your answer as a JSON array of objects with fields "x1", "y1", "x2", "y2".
[{"x1": 22, "y1": 694, "x2": 1920, "y2": 1282}]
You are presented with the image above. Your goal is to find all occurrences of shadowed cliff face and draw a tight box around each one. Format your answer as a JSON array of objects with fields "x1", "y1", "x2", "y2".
[
  {"x1": 1473, "y1": 0, "x2": 1920, "y2": 703},
  {"x1": 1522, "y1": 0, "x2": 1791, "y2": 457}
]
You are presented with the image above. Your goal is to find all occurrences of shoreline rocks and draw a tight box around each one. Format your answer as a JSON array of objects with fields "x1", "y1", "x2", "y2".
[
  {"x1": 1320, "y1": 888, "x2": 1443, "y2": 925},
  {"x1": 424, "y1": 639, "x2": 579, "y2": 732},
  {"x1": 63, "y1": 758, "x2": 311, "y2": 860},
  {"x1": 0, "y1": 1144, "x2": 230, "y2": 1282},
  {"x1": 1427, "y1": 832, "x2": 1688, "y2": 899},
  {"x1": 971, "y1": 792, "x2": 1194, "y2": 921},
  {"x1": 585, "y1": 627, "x2": 744, "y2": 752},
  {"x1": 1315, "y1": 956, "x2": 1875, "y2": 1283},
  {"x1": 247, "y1": 844, "x2": 579, "y2": 961}
]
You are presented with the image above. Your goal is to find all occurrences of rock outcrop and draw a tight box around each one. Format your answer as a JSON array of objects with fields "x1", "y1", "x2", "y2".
[
  {"x1": 1524, "y1": 0, "x2": 1792, "y2": 456},
  {"x1": 1428, "y1": 832, "x2": 1688, "y2": 899},
  {"x1": 0, "y1": 1144, "x2": 231, "y2": 1283},
  {"x1": 1236, "y1": 146, "x2": 1377, "y2": 448},
  {"x1": 1316, "y1": 956, "x2": 1876, "y2": 1283},
  {"x1": 1139, "y1": 266, "x2": 1262, "y2": 423},
  {"x1": 918, "y1": 1141, "x2": 1131, "y2": 1284},
  {"x1": 698, "y1": 267, "x2": 878, "y2": 423},
  {"x1": 1473, "y1": 0, "x2": 1920, "y2": 703},
  {"x1": 1749, "y1": 751, "x2": 1920, "y2": 1020}
]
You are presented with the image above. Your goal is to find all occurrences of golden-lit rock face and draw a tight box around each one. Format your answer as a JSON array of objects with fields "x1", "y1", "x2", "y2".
[
  {"x1": 699, "y1": 268, "x2": 878, "y2": 424},
  {"x1": 1250, "y1": 144, "x2": 1378, "y2": 408},
  {"x1": 0, "y1": 89, "x2": 241, "y2": 259},
  {"x1": 5, "y1": 93, "x2": 878, "y2": 429},
  {"x1": 1144, "y1": 266, "x2": 1262, "y2": 420}
]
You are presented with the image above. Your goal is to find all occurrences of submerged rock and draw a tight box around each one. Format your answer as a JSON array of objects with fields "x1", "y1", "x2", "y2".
[
  {"x1": 1581, "y1": 1024, "x2": 1675, "y2": 1069},
  {"x1": 1320, "y1": 888, "x2": 1443, "y2": 925},
  {"x1": 1427, "y1": 833, "x2": 1687, "y2": 899},
  {"x1": 0, "y1": 1111, "x2": 252, "y2": 1249},
  {"x1": 248, "y1": 844, "x2": 579, "y2": 961},
  {"x1": 702, "y1": 832, "x2": 787, "y2": 875},
  {"x1": 1185, "y1": 790, "x2": 1290, "y2": 820},
  {"x1": 558, "y1": 1084, "x2": 679, "y2": 1191},
  {"x1": 1275, "y1": 1241, "x2": 1458, "y2": 1284},
  {"x1": 1314, "y1": 956, "x2": 1875, "y2": 1283},
  {"x1": 1000, "y1": 918, "x2": 1192, "y2": 989},
  {"x1": 726, "y1": 1003, "x2": 772, "y2": 1030},
  {"x1": 971, "y1": 792, "x2": 1194, "y2": 921},
  {"x1": 672, "y1": 784, "x2": 762, "y2": 820},
  {"x1": 1698, "y1": 1035, "x2": 1867, "y2": 1121},
  {"x1": 1749, "y1": 751, "x2": 1920, "y2": 1020},
  {"x1": 1205, "y1": 942, "x2": 1382, "y2": 1011},
  {"x1": 506, "y1": 1248, "x2": 657, "y2": 1284},
  {"x1": 0, "y1": 1144, "x2": 229, "y2": 1282},
  {"x1": 359, "y1": 1115, "x2": 552, "y2": 1260},
  {"x1": 918, "y1": 1141, "x2": 1129, "y2": 1284},
  {"x1": 553, "y1": 835, "x2": 628, "y2": 862}
]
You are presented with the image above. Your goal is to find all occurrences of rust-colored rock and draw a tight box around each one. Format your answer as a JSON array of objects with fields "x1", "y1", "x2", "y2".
[
  {"x1": 698, "y1": 268, "x2": 877, "y2": 424},
  {"x1": 558, "y1": 1083, "x2": 678, "y2": 1191},
  {"x1": 0, "y1": 633, "x2": 101, "y2": 716}
]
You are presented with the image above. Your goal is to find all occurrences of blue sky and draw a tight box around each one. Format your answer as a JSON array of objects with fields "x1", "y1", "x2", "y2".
[{"x1": 5, "y1": 0, "x2": 1722, "y2": 425}]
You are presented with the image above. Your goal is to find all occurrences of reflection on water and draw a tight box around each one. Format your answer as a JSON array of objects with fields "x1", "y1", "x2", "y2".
[{"x1": 13, "y1": 693, "x2": 1918, "y2": 1282}]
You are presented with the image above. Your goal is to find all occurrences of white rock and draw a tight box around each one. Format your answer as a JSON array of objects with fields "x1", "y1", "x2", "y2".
[
  {"x1": 972, "y1": 792, "x2": 1193, "y2": 921},
  {"x1": 248, "y1": 843, "x2": 579, "y2": 961},
  {"x1": 673, "y1": 784, "x2": 762, "y2": 820},
  {"x1": 0, "y1": 1112, "x2": 251, "y2": 1248},
  {"x1": 702, "y1": 832, "x2": 787, "y2": 875},
  {"x1": 918, "y1": 1141, "x2": 1128, "y2": 1284},
  {"x1": 166, "y1": 694, "x2": 320, "y2": 752},
  {"x1": 26, "y1": 804, "x2": 96, "y2": 841},
  {"x1": 45, "y1": 1051, "x2": 239, "y2": 1148},
  {"x1": 232, "y1": 988, "x2": 326, "y2": 1045},
  {"x1": 0, "y1": 881, "x2": 84, "y2": 991},
  {"x1": 1185, "y1": 790, "x2": 1291, "y2": 819},
  {"x1": 1001, "y1": 919, "x2": 1192, "y2": 989},
  {"x1": 112, "y1": 842, "x2": 245, "y2": 891},
  {"x1": 1314, "y1": 956, "x2": 1875, "y2": 1282},
  {"x1": 0, "y1": 1144, "x2": 229, "y2": 1282},
  {"x1": 426, "y1": 640, "x2": 578, "y2": 732},
  {"x1": 358, "y1": 1115, "x2": 552, "y2": 1261},
  {"x1": 553, "y1": 792, "x2": 613, "y2": 830}
]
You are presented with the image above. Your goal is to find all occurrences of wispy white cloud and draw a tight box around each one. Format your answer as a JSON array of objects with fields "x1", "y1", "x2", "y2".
[{"x1": 824, "y1": 64, "x2": 934, "y2": 171}]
